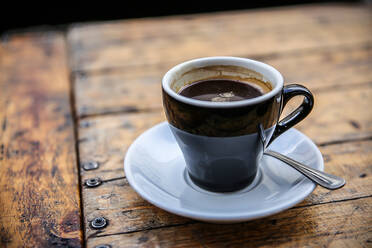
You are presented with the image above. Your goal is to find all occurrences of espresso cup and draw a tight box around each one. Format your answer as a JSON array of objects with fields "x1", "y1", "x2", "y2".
[{"x1": 162, "y1": 57, "x2": 314, "y2": 192}]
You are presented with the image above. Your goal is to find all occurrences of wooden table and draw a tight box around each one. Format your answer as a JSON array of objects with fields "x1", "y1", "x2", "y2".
[{"x1": 1, "y1": 3, "x2": 371, "y2": 247}]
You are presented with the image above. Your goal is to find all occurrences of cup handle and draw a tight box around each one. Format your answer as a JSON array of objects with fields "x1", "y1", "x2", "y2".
[{"x1": 267, "y1": 84, "x2": 314, "y2": 146}]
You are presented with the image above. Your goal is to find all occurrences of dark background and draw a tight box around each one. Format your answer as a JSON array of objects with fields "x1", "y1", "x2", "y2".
[{"x1": 0, "y1": 0, "x2": 362, "y2": 34}]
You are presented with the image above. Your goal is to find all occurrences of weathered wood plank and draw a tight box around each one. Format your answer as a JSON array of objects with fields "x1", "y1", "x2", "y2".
[
  {"x1": 68, "y1": 4, "x2": 372, "y2": 72},
  {"x1": 77, "y1": 85, "x2": 372, "y2": 181},
  {"x1": 88, "y1": 197, "x2": 371, "y2": 248},
  {"x1": 81, "y1": 139, "x2": 372, "y2": 238},
  {"x1": 0, "y1": 33, "x2": 83, "y2": 247},
  {"x1": 290, "y1": 84, "x2": 372, "y2": 143},
  {"x1": 78, "y1": 112, "x2": 164, "y2": 181},
  {"x1": 73, "y1": 42, "x2": 372, "y2": 117}
]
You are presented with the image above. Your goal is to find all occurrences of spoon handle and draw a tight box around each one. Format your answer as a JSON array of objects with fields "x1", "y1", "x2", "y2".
[{"x1": 264, "y1": 150, "x2": 346, "y2": 190}]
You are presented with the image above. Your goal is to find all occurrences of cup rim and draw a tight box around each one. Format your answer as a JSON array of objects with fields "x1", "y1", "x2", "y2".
[{"x1": 162, "y1": 56, "x2": 283, "y2": 108}]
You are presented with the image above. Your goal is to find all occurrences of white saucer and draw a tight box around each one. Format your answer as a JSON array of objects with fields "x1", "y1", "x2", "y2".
[{"x1": 124, "y1": 122, "x2": 323, "y2": 223}]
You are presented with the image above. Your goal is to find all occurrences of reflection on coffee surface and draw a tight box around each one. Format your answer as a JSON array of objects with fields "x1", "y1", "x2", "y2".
[{"x1": 178, "y1": 78, "x2": 271, "y2": 102}]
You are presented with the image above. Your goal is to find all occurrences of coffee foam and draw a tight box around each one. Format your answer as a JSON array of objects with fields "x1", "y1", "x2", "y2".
[{"x1": 171, "y1": 65, "x2": 272, "y2": 94}]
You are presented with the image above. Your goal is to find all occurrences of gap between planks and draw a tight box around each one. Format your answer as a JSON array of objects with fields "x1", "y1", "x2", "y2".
[
  {"x1": 89, "y1": 222, "x2": 196, "y2": 239},
  {"x1": 69, "y1": 41, "x2": 372, "y2": 77},
  {"x1": 77, "y1": 112, "x2": 372, "y2": 149},
  {"x1": 78, "y1": 107, "x2": 163, "y2": 120},
  {"x1": 75, "y1": 80, "x2": 372, "y2": 120},
  {"x1": 64, "y1": 33, "x2": 87, "y2": 247},
  {"x1": 318, "y1": 135, "x2": 372, "y2": 147},
  {"x1": 72, "y1": 36, "x2": 372, "y2": 118},
  {"x1": 88, "y1": 195, "x2": 372, "y2": 239}
]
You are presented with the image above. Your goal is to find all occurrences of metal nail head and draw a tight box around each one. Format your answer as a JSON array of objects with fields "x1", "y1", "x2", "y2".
[
  {"x1": 85, "y1": 178, "x2": 102, "y2": 187},
  {"x1": 94, "y1": 245, "x2": 111, "y2": 248},
  {"x1": 91, "y1": 217, "x2": 108, "y2": 229},
  {"x1": 80, "y1": 121, "x2": 91, "y2": 128},
  {"x1": 83, "y1": 161, "x2": 99, "y2": 171}
]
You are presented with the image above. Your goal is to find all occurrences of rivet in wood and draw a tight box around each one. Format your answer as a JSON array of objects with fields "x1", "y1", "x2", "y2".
[
  {"x1": 94, "y1": 245, "x2": 111, "y2": 248},
  {"x1": 85, "y1": 178, "x2": 102, "y2": 187},
  {"x1": 83, "y1": 161, "x2": 99, "y2": 171},
  {"x1": 80, "y1": 121, "x2": 91, "y2": 128},
  {"x1": 91, "y1": 217, "x2": 108, "y2": 229},
  {"x1": 76, "y1": 71, "x2": 87, "y2": 79}
]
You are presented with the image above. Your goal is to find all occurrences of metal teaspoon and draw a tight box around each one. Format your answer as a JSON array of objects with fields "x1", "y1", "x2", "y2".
[
  {"x1": 264, "y1": 150, "x2": 346, "y2": 190},
  {"x1": 258, "y1": 124, "x2": 346, "y2": 190}
]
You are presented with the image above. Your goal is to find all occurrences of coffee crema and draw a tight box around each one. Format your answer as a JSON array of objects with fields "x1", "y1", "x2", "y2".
[{"x1": 178, "y1": 78, "x2": 272, "y2": 102}]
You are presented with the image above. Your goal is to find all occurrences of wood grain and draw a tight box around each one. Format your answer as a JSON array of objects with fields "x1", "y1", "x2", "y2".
[
  {"x1": 78, "y1": 112, "x2": 165, "y2": 181},
  {"x1": 67, "y1": 4, "x2": 372, "y2": 72},
  {"x1": 290, "y1": 84, "x2": 372, "y2": 144},
  {"x1": 88, "y1": 197, "x2": 372, "y2": 248},
  {"x1": 72, "y1": 42, "x2": 372, "y2": 117},
  {"x1": 0, "y1": 33, "x2": 82, "y2": 247},
  {"x1": 80, "y1": 139, "x2": 372, "y2": 238}
]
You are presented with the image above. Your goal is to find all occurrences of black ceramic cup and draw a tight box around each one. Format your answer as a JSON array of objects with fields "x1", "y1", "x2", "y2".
[{"x1": 162, "y1": 57, "x2": 313, "y2": 192}]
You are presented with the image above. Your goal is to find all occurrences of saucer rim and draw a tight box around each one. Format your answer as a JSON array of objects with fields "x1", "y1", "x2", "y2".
[{"x1": 124, "y1": 122, "x2": 323, "y2": 222}]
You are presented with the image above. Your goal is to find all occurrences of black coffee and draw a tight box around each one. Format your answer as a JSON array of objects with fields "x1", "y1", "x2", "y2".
[{"x1": 178, "y1": 79, "x2": 269, "y2": 102}]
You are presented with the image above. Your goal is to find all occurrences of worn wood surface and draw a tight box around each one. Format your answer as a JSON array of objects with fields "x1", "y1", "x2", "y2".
[
  {"x1": 68, "y1": 4, "x2": 372, "y2": 72},
  {"x1": 67, "y1": 3, "x2": 372, "y2": 247},
  {"x1": 73, "y1": 43, "x2": 372, "y2": 118},
  {"x1": 0, "y1": 34, "x2": 83, "y2": 247},
  {"x1": 88, "y1": 197, "x2": 372, "y2": 248}
]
